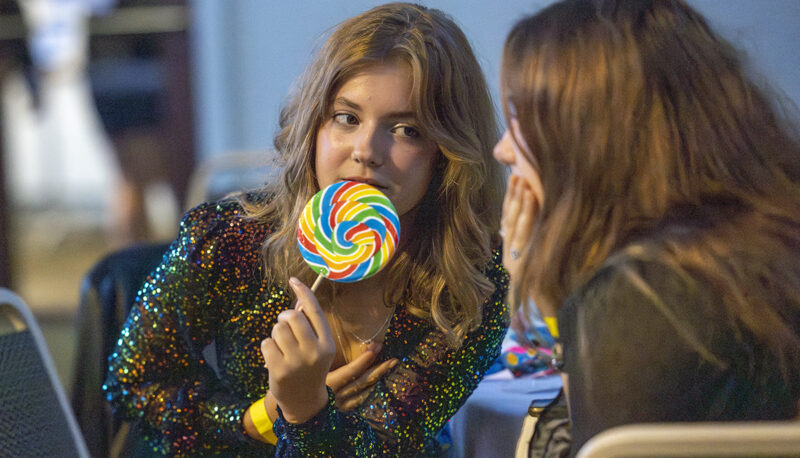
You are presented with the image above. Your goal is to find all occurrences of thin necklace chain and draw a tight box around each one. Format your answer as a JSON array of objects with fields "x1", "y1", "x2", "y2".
[
  {"x1": 332, "y1": 313, "x2": 351, "y2": 364},
  {"x1": 345, "y1": 306, "x2": 395, "y2": 345},
  {"x1": 332, "y1": 304, "x2": 396, "y2": 365}
]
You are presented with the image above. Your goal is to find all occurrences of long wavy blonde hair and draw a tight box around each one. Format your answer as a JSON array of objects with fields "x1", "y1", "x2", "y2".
[
  {"x1": 242, "y1": 2, "x2": 504, "y2": 345},
  {"x1": 502, "y1": 0, "x2": 800, "y2": 374}
]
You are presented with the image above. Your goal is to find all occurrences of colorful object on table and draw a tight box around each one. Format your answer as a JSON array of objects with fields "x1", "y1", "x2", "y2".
[
  {"x1": 500, "y1": 345, "x2": 553, "y2": 377},
  {"x1": 544, "y1": 316, "x2": 559, "y2": 339},
  {"x1": 297, "y1": 180, "x2": 400, "y2": 282}
]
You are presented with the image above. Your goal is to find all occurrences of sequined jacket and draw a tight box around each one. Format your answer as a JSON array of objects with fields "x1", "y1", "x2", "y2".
[{"x1": 104, "y1": 199, "x2": 509, "y2": 456}]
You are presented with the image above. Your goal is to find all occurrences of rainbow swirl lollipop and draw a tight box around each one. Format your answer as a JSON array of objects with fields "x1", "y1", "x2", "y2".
[{"x1": 297, "y1": 180, "x2": 400, "y2": 283}]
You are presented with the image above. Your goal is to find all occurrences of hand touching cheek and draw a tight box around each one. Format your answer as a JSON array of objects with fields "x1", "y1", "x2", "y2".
[{"x1": 500, "y1": 174, "x2": 537, "y2": 280}]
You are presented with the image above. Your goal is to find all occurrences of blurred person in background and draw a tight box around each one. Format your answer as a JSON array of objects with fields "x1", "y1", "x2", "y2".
[
  {"x1": 495, "y1": 0, "x2": 800, "y2": 454},
  {"x1": 15, "y1": 0, "x2": 182, "y2": 246}
]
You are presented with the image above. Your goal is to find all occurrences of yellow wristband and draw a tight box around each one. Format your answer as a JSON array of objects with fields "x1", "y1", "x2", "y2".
[
  {"x1": 544, "y1": 316, "x2": 559, "y2": 339},
  {"x1": 250, "y1": 396, "x2": 277, "y2": 445}
]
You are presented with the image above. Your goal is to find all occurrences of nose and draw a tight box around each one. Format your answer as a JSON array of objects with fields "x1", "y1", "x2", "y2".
[
  {"x1": 493, "y1": 129, "x2": 515, "y2": 165},
  {"x1": 352, "y1": 126, "x2": 385, "y2": 167}
]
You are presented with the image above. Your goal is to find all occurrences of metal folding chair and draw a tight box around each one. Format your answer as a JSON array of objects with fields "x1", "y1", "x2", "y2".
[
  {"x1": 0, "y1": 287, "x2": 89, "y2": 457},
  {"x1": 576, "y1": 421, "x2": 800, "y2": 457}
]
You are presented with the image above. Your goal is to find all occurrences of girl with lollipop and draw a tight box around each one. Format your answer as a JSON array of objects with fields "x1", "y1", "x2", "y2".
[{"x1": 104, "y1": 3, "x2": 508, "y2": 455}]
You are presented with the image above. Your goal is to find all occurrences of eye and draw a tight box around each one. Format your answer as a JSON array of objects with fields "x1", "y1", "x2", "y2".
[
  {"x1": 393, "y1": 125, "x2": 420, "y2": 138},
  {"x1": 333, "y1": 113, "x2": 358, "y2": 126}
]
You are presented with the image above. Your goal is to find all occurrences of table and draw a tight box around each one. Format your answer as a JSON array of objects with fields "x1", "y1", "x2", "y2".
[{"x1": 448, "y1": 373, "x2": 562, "y2": 458}]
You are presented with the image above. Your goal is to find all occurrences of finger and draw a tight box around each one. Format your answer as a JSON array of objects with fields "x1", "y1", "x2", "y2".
[
  {"x1": 338, "y1": 385, "x2": 375, "y2": 412},
  {"x1": 503, "y1": 177, "x2": 524, "y2": 239},
  {"x1": 270, "y1": 320, "x2": 299, "y2": 354},
  {"x1": 512, "y1": 187, "x2": 536, "y2": 250},
  {"x1": 501, "y1": 175, "x2": 520, "y2": 231},
  {"x1": 289, "y1": 277, "x2": 334, "y2": 344},
  {"x1": 325, "y1": 343, "x2": 382, "y2": 392},
  {"x1": 336, "y1": 379, "x2": 375, "y2": 410},
  {"x1": 502, "y1": 174, "x2": 518, "y2": 211},
  {"x1": 359, "y1": 358, "x2": 398, "y2": 386},
  {"x1": 502, "y1": 177, "x2": 524, "y2": 263},
  {"x1": 277, "y1": 309, "x2": 317, "y2": 346},
  {"x1": 261, "y1": 337, "x2": 282, "y2": 366},
  {"x1": 338, "y1": 358, "x2": 398, "y2": 399},
  {"x1": 337, "y1": 359, "x2": 397, "y2": 410}
]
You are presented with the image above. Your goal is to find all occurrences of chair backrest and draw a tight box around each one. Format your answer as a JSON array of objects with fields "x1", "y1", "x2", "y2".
[
  {"x1": 70, "y1": 242, "x2": 170, "y2": 458},
  {"x1": 576, "y1": 421, "x2": 800, "y2": 457},
  {"x1": 184, "y1": 150, "x2": 280, "y2": 209},
  {"x1": 0, "y1": 288, "x2": 89, "y2": 458}
]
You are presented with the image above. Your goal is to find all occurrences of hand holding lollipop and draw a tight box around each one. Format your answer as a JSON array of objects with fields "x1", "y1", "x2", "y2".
[{"x1": 263, "y1": 181, "x2": 401, "y2": 423}]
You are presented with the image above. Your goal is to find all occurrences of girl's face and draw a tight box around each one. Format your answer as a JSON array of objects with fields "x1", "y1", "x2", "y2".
[
  {"x1": 315, "y1": 60, "x2": 439, "y2": 222},
  {"x1": 493, "y1": 115, "x2": 543, "y2": 201}
]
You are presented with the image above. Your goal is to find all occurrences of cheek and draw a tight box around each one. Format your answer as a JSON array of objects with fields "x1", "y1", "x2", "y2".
[
  {"x1": 393, "y1": 147, "x2": 438, "y2": 210},
  {"x1": 412, "y1": 150, "x2": 439, "y2": 195},
  {"x1": 314, "y1": 127, "x2": 337, "y2": 187},
  {"x1": 315, "y1": 126, "x2": 346, "y2": 163},
  {"x1": 394, "y1": 142, "x2": 434, "y2": 172},
  {"x1": 315, "y1": 128, "x2": 331, "y2": 165},
  {"x1": 411, "y1": 147, "x2": 438, "y2": 181}
]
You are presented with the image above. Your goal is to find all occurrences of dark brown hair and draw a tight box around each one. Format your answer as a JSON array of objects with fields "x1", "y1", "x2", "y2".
[{"x1": 502, "y1": 0, "x2": 800, "y2": 371}]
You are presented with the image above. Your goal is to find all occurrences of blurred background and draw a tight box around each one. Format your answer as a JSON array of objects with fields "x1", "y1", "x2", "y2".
[{"x1": 0, "y1": 0, "x2": 798, "y2": 417}]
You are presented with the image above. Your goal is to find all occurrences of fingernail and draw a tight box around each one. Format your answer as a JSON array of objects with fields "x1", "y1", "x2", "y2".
[
  {"x1": 289, "y1": 277, "x2": 300, "y2": 286},
  {"x1": 390, "y1": 359, "x2": 399, "y2": 368}
]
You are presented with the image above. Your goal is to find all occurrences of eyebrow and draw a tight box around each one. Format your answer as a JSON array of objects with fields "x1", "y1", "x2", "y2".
[{"x1": 333, "y1": 96, "x2": 416, "y2": 121}]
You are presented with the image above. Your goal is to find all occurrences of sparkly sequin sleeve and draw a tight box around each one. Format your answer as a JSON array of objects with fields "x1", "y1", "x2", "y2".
[
  {"x1": 104, "y1": 201, "x2": 274, "y2": 455},
  {"x1": 273, "y1": 250, "x2": 510, "y2": 456}
]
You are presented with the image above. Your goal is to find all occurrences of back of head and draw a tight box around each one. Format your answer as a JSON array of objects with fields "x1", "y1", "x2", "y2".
[{"x1": 502, "y1": 0, "x2": 800, "y2": 371}]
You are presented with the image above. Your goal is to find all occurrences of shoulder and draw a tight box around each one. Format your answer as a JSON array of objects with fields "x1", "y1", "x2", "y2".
[
  {"x1": 173, "y1": 195, "x2": 272, "y2": 275},
  {"x1": 479, "y1": 248, "x2": 509, "y2": 305},
  {"x1": 569, "y1": 254, "x2": 686, "y2": 308},
  {"x1": 479, "y1": 248, "x2": 510, "y2": 323},
  {"x1": 562, "y1": 250, "x2": 714, "y2": 326},
  {"x1": 484, "y1": 248, "x2": 509, "y2": 289},
  {"x1": 558, "y1": 244, "x2": 730, "y2": 372}
]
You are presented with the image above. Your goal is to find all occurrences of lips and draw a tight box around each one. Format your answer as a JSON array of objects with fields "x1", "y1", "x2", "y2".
[{"x1": 343, "y1": 177, "x2": 386, "y2": 189}]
